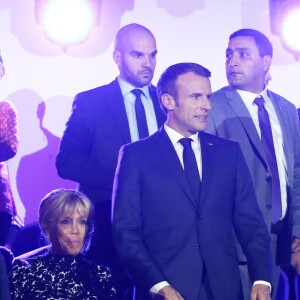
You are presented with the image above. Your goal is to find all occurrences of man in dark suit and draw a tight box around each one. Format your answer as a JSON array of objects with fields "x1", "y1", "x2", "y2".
[
  {"x1": 205, "y1": 29, "x2": 300, "y2": 299},
  {"x1": 56, "y1": 23, "x2": 166, "y2": 299},
  {"x1": 112, "y1": 62, "x2": 272, "y2": 300}
]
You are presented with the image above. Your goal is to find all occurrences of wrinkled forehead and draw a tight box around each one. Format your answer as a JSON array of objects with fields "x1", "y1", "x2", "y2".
[{"x1": 227, "y1": 35, "x2": 257, "y2": 51}]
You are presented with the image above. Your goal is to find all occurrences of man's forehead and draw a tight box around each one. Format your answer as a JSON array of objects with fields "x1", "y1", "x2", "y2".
[
  {"x1": 227, "y1": 36, "x2": 256, "y2": 49},
  {"x1": 176, "y1": 73, "x2": 211, "y2": 91}
]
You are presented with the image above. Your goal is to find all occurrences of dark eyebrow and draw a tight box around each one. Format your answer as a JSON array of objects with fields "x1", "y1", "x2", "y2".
[
  {"x1": 151, "y1": 50, "x2": 158, "y2": 56},
  {"x1": 191, "y1": 93, "x2": 202, "y2": 97},
  {"x1": 227, "y1": 47, "x2": 250, "y2": 53},
  {"x1": 130, "y1": 51, "x2": 144, "y2": 56}
]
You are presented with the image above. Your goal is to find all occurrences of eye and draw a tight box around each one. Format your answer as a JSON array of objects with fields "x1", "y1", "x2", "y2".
[
  {"x1": 240, "y1": 50, "x2": 250, "y2": 58},
  {"x1": 132, "y1": 52, "x2": 143, "y2": 59},
  {"x1": 191, "y1": 93, "x2": 201, "y2": 100},
  {"x1": 226, "y1": 53, "x2": 231, "y2": 60},
  {"x1": 225, "y1": 50, "x2": 232, "y2": 60},
  {"x1": 151, "y1": 51, "x2": 157, "y2": 58},
  {"x1": 59, "y1": 219, "x2": 71, "y2": 225},
  {"x1": 79, "y1": 219, "x2": 88, "y2": 226}
]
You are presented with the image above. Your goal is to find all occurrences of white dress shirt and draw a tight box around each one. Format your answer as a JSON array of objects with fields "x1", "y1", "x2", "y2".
[{"x1": 117, "y1": 76, "x2": 159, "y2": 142}]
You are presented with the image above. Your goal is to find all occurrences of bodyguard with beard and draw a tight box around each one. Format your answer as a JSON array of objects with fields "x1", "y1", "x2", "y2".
[{"x1": 56, "y1": 23, "x2": 166, "y2": 299}]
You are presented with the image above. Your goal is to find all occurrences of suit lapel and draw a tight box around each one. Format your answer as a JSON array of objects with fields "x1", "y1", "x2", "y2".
[
  {"x1": 198, "y1": 132, "x2": 216, "y2": 210},
  {"x1": 149, "y1": 85, "x2": 166, "y2": 127},
  {"x1": 152, "y1": 128, "x2": 197, "y2": 207},
  {"x1": 107, "y1": 79, "x2": 131, "y2": 143},
  {"x1": 268, "y1": 91, "x2": 293, "y2": 175},
  {"x1": 106, "y1": 81, "x2": 165, "y2": 144},
  {"x1": 225, "y1": 89, "x2": 268, "y2": 164}
]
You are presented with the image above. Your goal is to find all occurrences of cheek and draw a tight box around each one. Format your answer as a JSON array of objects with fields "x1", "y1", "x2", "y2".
[
  {"x1": 55, "y1": 227, "x2": 69, "y2": 242},
  {"x1": 80, "y1": 226, "x2": 87, "y2": 238},
  {"x1": 151, "y1": 58, "x2": 156, "y2": 67}
]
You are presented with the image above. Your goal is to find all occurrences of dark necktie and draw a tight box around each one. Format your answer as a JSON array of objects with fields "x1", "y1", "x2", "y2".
[
  {"x1": 131, "y1": 89, "x2": 149, "y2": 139},
  {"x1": 254, "y1": 96, "x2": 282, "y2": 223},
  {"x1": 179, "y1": 138, "x2": 201, "y2": 198}
]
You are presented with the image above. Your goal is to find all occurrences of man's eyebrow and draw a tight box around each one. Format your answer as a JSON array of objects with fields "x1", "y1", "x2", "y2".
[
  {"x1": 130, "y1": 50, "x2": 143, "y2": 55},
  {"x1": 226, "y1": 47, "x2": 250, "y2": 52}
]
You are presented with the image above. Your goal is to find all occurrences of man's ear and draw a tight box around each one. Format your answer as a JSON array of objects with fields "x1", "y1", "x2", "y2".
[
  {"x1": 161, "y1": 93, "x2": 175, "y2": 111},
  {"x1": 263, "y1": 55, "x2": 272, "y2": 72},
  {"x1": 113, "y1": 50, "x2": 121, "y2": 66}
]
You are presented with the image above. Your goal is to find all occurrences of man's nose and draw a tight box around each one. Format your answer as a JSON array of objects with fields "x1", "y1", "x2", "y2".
[
  {"x1": 143, "y1": 55, "x2": 153, "y2": 67},
  {"x1": 201, "y1": 98, "x2": 211, "y2": 111},
  {"x1": 227, "y1": 53, "x2": 238, "y2": 67}
]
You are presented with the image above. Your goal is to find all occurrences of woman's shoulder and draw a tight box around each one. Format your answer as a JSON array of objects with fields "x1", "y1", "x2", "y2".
[{"x1": 12, "y1": 253, "x2": 48, "y2": 271}]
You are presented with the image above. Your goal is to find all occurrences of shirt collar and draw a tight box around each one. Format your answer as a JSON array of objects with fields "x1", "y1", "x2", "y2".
[
  {"x1": 117, "y1": 76, "x2": 150, "y2": 98},
  {"x1": 236, "y1": 87, "x2": 269, "y2": 105},
  {"x1": 164, "y1": 124, "x2": 199, "y2": 146}
]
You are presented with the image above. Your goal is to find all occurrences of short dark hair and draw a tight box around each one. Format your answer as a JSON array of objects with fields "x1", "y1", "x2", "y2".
[
  {"x1": 157, "y1": 62, "x2": 211, "y2": 114},
  {"x1": 229, "y1": 28, "x2": 273, "y2": 57}
]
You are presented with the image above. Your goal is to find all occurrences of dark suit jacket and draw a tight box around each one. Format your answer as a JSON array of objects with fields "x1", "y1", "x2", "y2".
[
  {"x1": 56, "y1": 78, "x2": 166, "y2": 205},
  {"x1": 206, "y1": 86, "x2": 300, "y2": 264},
  {"x1": 112, "y1": 128, "x2": 271, "y2": 300}
]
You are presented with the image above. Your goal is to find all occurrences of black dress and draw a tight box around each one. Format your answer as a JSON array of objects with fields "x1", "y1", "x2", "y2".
[{"x1": 9, "y1": 251, "x2": 116, "y2": 300}]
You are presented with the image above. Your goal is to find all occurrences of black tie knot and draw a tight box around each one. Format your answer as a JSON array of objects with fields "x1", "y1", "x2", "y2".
[
  {"x1": 253, "y1": 96, "x2": 265, "y2": 108},
  {"x1": 179, "y1": 138, "x2": 193, "y2": 149},
  {"x1": 131, "y1": 89, "x2": 144, "y2": 98}
]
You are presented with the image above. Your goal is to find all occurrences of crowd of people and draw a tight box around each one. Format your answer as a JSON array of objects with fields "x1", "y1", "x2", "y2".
[{"x1": 1, "y1": 23, "x2": 300, "y2": 300}]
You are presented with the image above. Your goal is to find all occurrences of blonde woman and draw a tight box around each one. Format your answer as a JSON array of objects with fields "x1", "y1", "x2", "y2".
[{"x1": 9, "y1": 189, "x2": 116, "y2": 300}]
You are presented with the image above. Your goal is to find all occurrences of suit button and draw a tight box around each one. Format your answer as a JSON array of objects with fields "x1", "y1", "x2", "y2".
[
  {"x1": 266, "y1": 204, "x2": 272, "y2": 210},
  {"x1": 196, "y1": 243, "x2": 200, "y2": 249},
  {"x1": 197, "y1": 214, "x2": 202, "y2": 220},
  {"x1": 266, "y1": 175, "x2": 272, "y2": 183}
]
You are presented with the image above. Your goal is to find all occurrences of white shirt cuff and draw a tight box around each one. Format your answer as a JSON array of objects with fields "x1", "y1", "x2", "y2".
[
  {"x1": 253, "y1": 280, "x2": 272, "y2": 292},
  {"x1": 149, "y1": 281, "x2": 170, "y2": 294}
]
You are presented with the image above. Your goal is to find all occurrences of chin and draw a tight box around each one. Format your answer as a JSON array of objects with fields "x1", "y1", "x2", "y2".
[{"x1": 66, "y1": 248, "x2": 82, "y2": 255}]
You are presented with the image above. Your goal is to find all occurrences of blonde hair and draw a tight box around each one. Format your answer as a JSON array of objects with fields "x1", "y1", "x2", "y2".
[{"x1": 39, "y1": 189, "x2": 94, "y2": 253}]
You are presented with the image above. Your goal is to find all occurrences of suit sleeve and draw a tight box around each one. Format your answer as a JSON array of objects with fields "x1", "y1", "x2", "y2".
[
  {"x1": 291, "y1": 107, "x2": 300, "y2": 238},
  {"x1": 112, "y1": 145, "x2": 167, "y2": 292},
  {"x1": 56, "y1": 95, "x2": 112, "y2": 189},
  {"x1": 233, "y1": 144, "x2": 272, "y2": 283}
]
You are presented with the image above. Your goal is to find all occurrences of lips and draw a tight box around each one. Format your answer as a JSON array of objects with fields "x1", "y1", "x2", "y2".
[
  {"x1": 140, "y1": 71, "x2": 152, "y2": 76},
  {"x1": 195, "y1": 115, "x2": 208, "y2": 120},
  {"x1": 228, "y1": 71, "x2": 242, "y2": 77},
  {"x1": 69, "y1": 240, "x2": 82, "y2": 246}
]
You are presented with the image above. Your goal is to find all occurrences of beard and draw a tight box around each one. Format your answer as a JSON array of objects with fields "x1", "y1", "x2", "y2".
[{"x1": 122, "y1": 65, "x2": 154, "y2": 87}]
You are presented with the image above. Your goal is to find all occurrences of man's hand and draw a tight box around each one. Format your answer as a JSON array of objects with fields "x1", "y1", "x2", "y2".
[
  {"x1": 290, "y1": 237, "x2": 300, "y2": 273},
  {"x1": 151, "y1": 285, "x2": 184, "y2": 300},
  {"x1": 251, "y1": 284, "x2": 271, "y2": 300}
]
